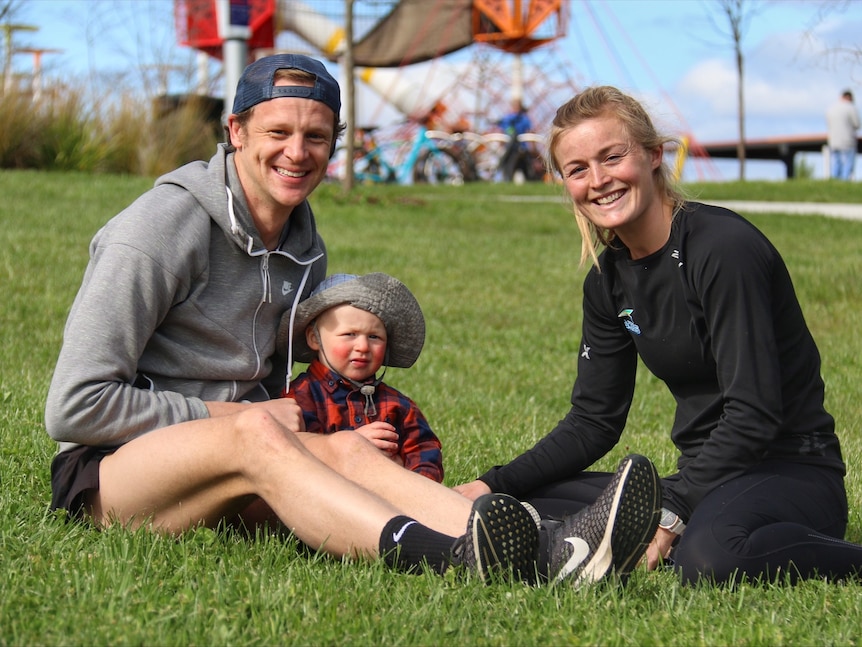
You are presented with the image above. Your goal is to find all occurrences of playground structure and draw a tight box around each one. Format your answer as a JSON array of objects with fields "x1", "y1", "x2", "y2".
[
  {"x1": 174, "y1": 0, "x2": 575, "y2": 183},
  {"x1": 0, "y1": 3, "x2": 826, "y2": 180}
]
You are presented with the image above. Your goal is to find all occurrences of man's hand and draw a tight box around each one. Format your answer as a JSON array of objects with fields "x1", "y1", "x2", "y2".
[{"x1": 206, "y1": 398, "x2": 306, "y2": 434}]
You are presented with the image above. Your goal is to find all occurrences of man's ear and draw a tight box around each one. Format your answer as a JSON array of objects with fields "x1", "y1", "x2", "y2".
[
  {"x1": 227, "y1": 115, "x2": 244, "y2": 150},
  {"x1": 305, "y1": 324, "x2": 320, "y2": 351}
]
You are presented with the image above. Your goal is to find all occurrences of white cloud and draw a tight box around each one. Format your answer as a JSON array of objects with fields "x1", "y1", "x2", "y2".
[
  {"x1": 672, "y1": 14, "x2": 862, "y2": 145},
  {"x1": 677, "y1": 59, "x2": 738, "y2": 114}
]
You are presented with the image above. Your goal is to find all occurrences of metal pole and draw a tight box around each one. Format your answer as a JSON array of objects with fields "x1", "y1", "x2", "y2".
[
  {"x1": 196, "y1": 51, "x2": 210, "y2": 96},
  {"x1": 343, "y1": 0, "x2": 355, "y2": 191},
  {"x1": 216, "y1": 0, "x2": 251, "y2": 124},
  {"x1": 1, "y1": 24, "x2": 38, "y2": 94},
  {"x1": 223, "y1": 37, "x2": 248, "y2": 120}
]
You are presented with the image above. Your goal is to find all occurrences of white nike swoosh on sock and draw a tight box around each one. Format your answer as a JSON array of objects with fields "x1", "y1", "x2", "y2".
[
  {"x1": 556, "y1": 536, "x2": 591, "y2": 581},
  {"x1": 392, "y1": 520, "x2": 418, "y2": 543}
]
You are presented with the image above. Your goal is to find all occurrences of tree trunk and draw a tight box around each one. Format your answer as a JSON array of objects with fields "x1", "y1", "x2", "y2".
[{"x1": 736, "y1": 43, "x2": 746, "y2": 180}]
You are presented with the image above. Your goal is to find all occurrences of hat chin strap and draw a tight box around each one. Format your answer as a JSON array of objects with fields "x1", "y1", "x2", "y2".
[{"x1": 314, "y1": 326, "x2": 387, "y2": 419}]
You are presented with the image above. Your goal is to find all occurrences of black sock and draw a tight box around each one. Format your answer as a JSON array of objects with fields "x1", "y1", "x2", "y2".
[{"x1": 379, "y1": 515, "x2": 457, "y2": 575}]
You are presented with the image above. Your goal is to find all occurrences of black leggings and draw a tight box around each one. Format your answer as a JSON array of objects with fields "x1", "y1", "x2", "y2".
[{"x1": 524, "y1": 460, "x2": 862, "y2": 585}]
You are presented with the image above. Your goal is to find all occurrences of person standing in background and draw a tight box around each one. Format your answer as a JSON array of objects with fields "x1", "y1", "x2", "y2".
[
  {"x1": 498, "y1": 99, "x2": 533, "y2": 183},
  {"x1": 826, "y1": 89, "x2": 860, "y2": 180}
]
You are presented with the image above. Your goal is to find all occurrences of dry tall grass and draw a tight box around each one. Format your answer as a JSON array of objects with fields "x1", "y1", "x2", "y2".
[{"x1": 0, "y1": 85, "x2": 220, "y2": 175}]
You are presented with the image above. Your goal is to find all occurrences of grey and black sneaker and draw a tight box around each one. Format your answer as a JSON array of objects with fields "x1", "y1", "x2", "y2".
[
  {"x1": 546, "y1": 454, "x2": 661, "y2": 586},
  {"x1": 451, "y1": 493, "x2": 540, "y2": 583}
]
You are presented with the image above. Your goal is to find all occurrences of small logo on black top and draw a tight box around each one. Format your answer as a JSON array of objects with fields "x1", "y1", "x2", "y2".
[{"x1": 618, "y1": 308, "x2": 641, "y2": 335}]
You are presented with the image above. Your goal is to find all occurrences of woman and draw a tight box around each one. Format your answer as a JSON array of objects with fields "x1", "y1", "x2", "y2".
[{"x1": 457, "y1": 86, "x2": 862, "y2": 585}]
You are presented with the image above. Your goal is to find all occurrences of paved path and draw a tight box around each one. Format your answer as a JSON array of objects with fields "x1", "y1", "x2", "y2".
[
  {"x1": 488, "y1": 194, "x2": 862, "y2": 221},
  {"x1": 712, "y1": 201, "x2": 862, "y2": 221}
]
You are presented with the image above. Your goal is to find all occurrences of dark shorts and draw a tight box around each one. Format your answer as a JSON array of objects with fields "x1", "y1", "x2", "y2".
[{"x1": 50, "y1": 445, "x2": 117, "y2": 518}]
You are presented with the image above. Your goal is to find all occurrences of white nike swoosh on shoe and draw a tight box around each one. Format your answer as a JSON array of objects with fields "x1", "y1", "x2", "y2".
[
  {"x1": 392, "y1": 520, "x2": 417, "y2": 543},
  {"x1": 555, "y1": 536, "x2": 591, "y2": 582}
]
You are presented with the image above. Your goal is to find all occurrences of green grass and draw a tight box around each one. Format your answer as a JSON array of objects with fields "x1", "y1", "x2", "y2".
[{"x1": 2, "y1": 173, "x2": 862, "y2": 646}]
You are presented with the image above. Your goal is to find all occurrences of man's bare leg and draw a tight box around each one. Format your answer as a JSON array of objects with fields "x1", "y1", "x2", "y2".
[
  {"x1": 298, "y1": 430, "x2": 472, "y2": 537},
  {"x1": 93, "y1": 408, "x2": 409, "y2": 557}
]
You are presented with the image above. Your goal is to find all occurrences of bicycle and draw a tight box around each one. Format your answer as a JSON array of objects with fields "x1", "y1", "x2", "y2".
[
  {"x1": 328, "y1": 124, "x2": 477, "y2": 185},
  {"x1": 412, "y1": 128, "x2": 477, "y2": 185},
  {"x1": 439, "y1": 130, "x2": 547, "y2": 183}
]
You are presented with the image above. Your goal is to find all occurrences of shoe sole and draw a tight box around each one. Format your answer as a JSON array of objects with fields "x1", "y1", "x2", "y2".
[
  {"x1": 610, "y1": 456, "x2": 662, "y2": 577},
  {"x1": 471, "y1": 494, "x2": 539, "y2": 582},
  {"x1": 569, "y1": 455, "x2": 661, "y2": 585}
]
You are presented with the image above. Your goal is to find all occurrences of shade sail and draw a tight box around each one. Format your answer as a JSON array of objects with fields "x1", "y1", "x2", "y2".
[{"x1": 352, "y1": 0, "x2": 474, "y2": 67}]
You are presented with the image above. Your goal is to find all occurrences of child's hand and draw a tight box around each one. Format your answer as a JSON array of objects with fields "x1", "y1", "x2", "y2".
[{"x1": 354, "y1": 421, "x2": 400, "y2": 458}]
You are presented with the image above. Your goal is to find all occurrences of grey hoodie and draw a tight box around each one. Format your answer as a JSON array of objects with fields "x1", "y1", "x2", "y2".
[{"x1": 45, "y1": 144, "x2": 327, "y2": 452}]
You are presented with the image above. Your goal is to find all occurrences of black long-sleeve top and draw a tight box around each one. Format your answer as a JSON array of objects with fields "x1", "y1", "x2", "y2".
[{"x1": 480, "y1": 202, "x2": 844, "y2": 521}]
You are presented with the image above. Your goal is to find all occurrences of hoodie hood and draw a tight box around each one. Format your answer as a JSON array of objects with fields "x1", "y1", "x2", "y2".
[
  {"x1": 152, "y1": 143, "x2": 327, "y2": 392},
  {"x1": 154, "y1": 144, "x2": 323, "y2": 261}
]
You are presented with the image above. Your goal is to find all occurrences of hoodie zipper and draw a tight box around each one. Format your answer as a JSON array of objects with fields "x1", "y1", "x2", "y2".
[{"x1": 224, "y1": 184, "x2": 322, "y2": 388}]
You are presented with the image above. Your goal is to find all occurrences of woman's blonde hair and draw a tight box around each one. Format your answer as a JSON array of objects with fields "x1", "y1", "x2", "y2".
[{"x1": 547, "y1": 86, "x2": 685, "y2": 268}]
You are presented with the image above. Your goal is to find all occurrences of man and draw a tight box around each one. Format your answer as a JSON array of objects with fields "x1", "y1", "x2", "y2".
[
  {"x1": 45, "y1": 54, "x2": 659, "y2": 585},
  {"x1": 498, "y1": 99, "x2": 534, "y2": 183},
  {"x1": 826, "y1": 89, "x2": 860, "y2": 180}
]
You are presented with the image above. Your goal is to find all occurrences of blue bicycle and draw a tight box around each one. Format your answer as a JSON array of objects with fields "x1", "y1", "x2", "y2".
[{"x1": 329, "y1": 124, "x2": 477, "y2": 185}]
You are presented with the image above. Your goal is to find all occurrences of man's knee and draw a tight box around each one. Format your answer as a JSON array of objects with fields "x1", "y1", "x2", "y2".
[
  {"x1": 231, "y1": 408, "x2": 305, "y2": 460},
  {"x1": 301, "y1": 429, "x2": 378, "y2": 472}
]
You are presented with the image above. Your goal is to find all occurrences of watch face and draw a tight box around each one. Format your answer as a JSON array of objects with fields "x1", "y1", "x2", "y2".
[{"x1": 660, "y1": 509, "x2": 677, "y2": 527}]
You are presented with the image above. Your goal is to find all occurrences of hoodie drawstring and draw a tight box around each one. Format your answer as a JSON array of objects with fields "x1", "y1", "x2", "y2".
[
  {"x1": 223, "y1": 183, "x2": 318, "y2": 393},
  {"x1": 285, "y1": 264, "x2": 313, "y2": 390}
]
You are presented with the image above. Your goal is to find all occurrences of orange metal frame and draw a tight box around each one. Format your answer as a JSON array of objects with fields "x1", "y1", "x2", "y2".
[{"x1": 472, "y1": 0, "x2": 565, "y2": 54}]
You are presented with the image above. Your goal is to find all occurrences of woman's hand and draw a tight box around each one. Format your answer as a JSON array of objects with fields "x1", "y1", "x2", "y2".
[
  {"x1": 645, "y1": 527, "x2": 678, "y2": 570},
  {"x1": 452, "y1": 479, "x2": 492, "y2": 501}
]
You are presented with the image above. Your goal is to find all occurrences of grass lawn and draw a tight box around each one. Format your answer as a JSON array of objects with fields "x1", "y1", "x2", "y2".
[{"x1": 1, "y1": 171, "x2": 861, "y2": 646}]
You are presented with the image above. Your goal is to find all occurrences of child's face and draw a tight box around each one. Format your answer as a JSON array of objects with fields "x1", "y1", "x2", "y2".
[{"x1": 307, "y1": 305, "x2": 388, "y2": 382}]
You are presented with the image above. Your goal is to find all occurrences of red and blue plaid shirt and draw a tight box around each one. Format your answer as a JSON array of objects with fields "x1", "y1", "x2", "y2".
[{"x1": 286, "y1": 359, "x2": 443, "y2": 482}]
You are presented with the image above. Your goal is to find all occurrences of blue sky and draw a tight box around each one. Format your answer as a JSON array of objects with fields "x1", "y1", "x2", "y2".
[{"x1": 13, "y1": 0, "x2": 862, "y2": 180}]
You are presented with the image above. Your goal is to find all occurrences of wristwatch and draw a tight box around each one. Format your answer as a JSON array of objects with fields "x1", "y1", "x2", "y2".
[{"x1": 659, "y1": 508, "x2": 686, "y2": 535}]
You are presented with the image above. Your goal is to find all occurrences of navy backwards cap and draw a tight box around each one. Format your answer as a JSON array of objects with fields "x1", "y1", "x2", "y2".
[{"x1": 231, "y1": 54, "x2": 341, "y2": 117}]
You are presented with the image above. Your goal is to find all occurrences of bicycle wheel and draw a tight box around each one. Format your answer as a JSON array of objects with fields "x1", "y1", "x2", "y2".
[
  {"x1": 412, "y1": 147, "x2": 474, "y2": 185},
  {"x1": 332, "y1": 146, "x2": 397, "y2": 184}
]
